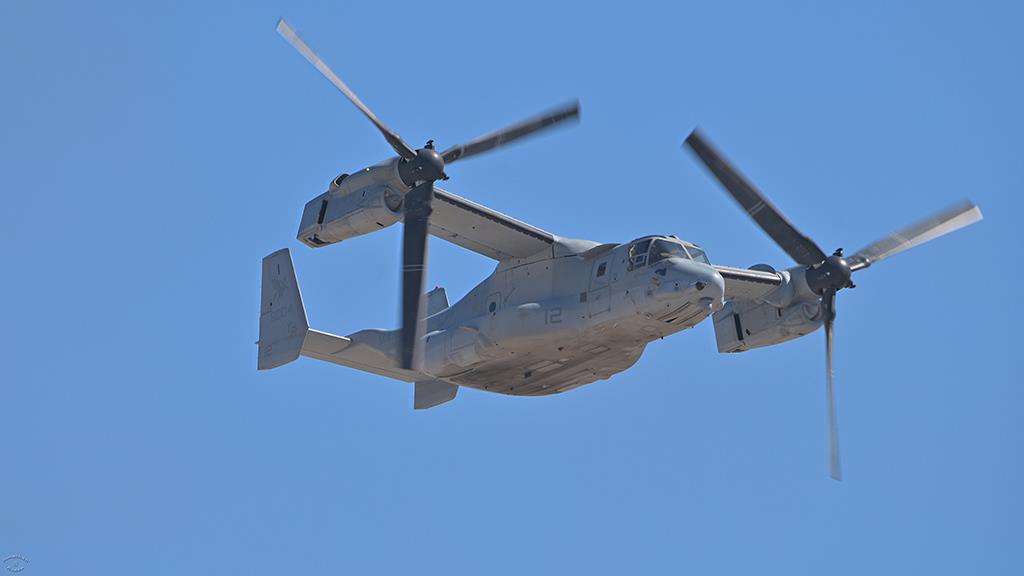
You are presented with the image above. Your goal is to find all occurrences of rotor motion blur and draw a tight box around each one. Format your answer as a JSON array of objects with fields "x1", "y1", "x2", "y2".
[
  {"x1": 262, "y1": 18, "x2": 983, "y2": 480},
  {"x1": 276, "y1": 19, "x2": 580, "y2": 370},
  {"x1": 685, "y1": 130, "x2": 982, "y2": 480}
]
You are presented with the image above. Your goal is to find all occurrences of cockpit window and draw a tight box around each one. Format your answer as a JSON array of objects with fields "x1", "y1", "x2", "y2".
[
  {"x1": 628, "y1": 239, "x2": 653, "y2": 270},
  {"x1": 685, "y1": 245, "x2": 710, "y2": 264},
  {"x1": 649, "y1": 239, "x2": 689, "y2": 264}
]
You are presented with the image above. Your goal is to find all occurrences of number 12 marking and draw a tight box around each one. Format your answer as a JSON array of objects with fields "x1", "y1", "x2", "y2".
[{"x1": 545, "y1": 308, "x2": 563, "y2": 324}]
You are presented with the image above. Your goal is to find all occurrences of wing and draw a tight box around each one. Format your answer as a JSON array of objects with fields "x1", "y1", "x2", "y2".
[
  {"x1": 429, "y1": 187, "x2": 556, "y2": 260},
  {"x1": 714, "y1": 264, "x2": 784, "y2": 301}
]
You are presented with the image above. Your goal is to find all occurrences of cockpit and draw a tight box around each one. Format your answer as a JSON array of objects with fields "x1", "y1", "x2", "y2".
[{"x1": 626, "y1": 236, "x2": 710, "y2": 270}]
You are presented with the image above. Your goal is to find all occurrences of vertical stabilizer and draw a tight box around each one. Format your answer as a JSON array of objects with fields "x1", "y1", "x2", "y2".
[
  {"x1": 425, "y1": 286, "x2": 449, "y2": 317},
  {"x1": 258, "y1": 249, "x2": 309, "y2": 370},
  {"x1": 414, "y1": 380, "x2": 459, "y2": 409}
]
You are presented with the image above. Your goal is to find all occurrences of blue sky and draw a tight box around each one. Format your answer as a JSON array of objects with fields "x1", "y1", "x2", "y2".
[{"x1": 2, "y1": 1, "x2": 1020, "y2": 574}]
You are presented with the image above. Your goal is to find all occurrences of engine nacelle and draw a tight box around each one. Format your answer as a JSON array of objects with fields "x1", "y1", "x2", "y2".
[
  {"x1": 713, "y1": 298, "x2": 823, "y2": 353},
  {"x1": 296, "y1": 159, "x2": 408, "y2": 248}
]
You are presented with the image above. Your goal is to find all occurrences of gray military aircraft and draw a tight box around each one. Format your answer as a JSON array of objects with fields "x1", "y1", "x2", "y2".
[{"x1": 259, "y1": 19, "x2": 982, "y2": 479}]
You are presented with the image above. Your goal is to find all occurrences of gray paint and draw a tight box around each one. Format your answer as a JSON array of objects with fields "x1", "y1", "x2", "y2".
[{"x1": 414, "y1": 380, "x2": 459, "y2": 410}]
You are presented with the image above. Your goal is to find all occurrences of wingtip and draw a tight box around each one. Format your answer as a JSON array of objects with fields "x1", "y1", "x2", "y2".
[{"x1": 968, "y1": 202, "x2": 984, "y2": 221}]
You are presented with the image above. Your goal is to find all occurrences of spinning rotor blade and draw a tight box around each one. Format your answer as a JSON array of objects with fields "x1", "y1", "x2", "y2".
[
  {"x1": 441, "y1": 101, "x2": 580, "y2": 164},
  {"x1": 684, "y1": 130, "x2": 827, "y2": 267},
  {"x1": 277, "y1": 22, "x2": 581, "y2": 371},
  {"x1": 822, "y1": 290, "x2": 842, "y2": 481},
  {"x1": 400, "y1": 182, "x2": 434, "y2": 370},
  {"x1": 846, "y1": 201, "x2": 982, "y2": 271},
  {"x1": 276, "y1": 19, "x2": 417, "y2": 160},
  {"x1": 681, "y1": 128, "x2": 984, "y2": 480}
]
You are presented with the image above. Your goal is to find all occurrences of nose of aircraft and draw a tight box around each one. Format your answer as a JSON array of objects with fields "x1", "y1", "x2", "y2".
[
  {"x1": 656, "y1": 258, "x2": 725, "y2": 312},
  {"x1": 692, "y1": 262, "x2": 725, "y2": 312}
]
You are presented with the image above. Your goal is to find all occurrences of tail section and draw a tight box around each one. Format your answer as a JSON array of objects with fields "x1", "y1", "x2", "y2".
[
  {"x1": 414, "y1": 380, "x2": 458, "y2": 410},
  {"x1": 258, "y1": 248, "x2": 460, "y2": 408},
  {"x1": 258, "y1": 249, "x2": 309, "y2": 370},
  {"x1": 425, "y1": 286, "x2": 449, "y2": 317},
  {"x1": 256, "y1": 248, "x2": 430, "y2": 387}
]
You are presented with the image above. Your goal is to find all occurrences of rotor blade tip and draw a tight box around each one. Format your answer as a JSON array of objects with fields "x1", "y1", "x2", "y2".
[
  {"x1": 561, "y1": 100, "x2": 581, "y2": 121},
  {"x1": 850, "y1": 199, "x2": 986, "y2": 265},
  {"x1": 683, "y1": 128, "x2": 704, "y2": 149}
]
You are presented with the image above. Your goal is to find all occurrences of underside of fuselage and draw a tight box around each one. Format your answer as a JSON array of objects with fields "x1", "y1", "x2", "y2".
[
  {"x1": 446, "y1": 298, "x2": 714, "y2": 396},
  {"x1": 448, "y1": 339, "x2": 646, "y2": 396}
]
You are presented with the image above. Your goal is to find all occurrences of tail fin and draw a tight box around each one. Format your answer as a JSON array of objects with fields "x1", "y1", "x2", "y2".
[
  {"x1": 414, "y1": 380, "x2": 458, "y2": 409},
  {"x1": 425, "y1": 286, "x2": 449, "y2": 317},
  {"x1": 257, "y1": 248, "x2": 431, "y2": 388},
  {"x1": 258, "y1": 248, "x2": 309, "y2": 370}
]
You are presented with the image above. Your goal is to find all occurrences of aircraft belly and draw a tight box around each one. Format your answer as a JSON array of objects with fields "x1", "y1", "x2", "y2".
[
  {"x1": 444, "y1": 289, "x2": 715, "y2": 396},
  {"x1": 449, "y1": 338, "x2": 646, "y2": 396}
]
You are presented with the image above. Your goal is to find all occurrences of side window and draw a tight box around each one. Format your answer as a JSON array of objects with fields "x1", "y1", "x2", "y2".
[
  {"x1": 486, "y1": 292, "x2": 501, "y2": 315},
  {"x1": 685, "y1": 245, "x2": 710, "y2": 264},
  {"x1": 596, "y1": 262, "x2": 607, "y2": 277},
  {"x1": 628, "y1": 239, "x2": 652, "y2": 270}
]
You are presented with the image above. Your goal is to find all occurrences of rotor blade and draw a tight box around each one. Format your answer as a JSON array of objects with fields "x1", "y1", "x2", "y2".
[
  {"x1": 847, "y1": 201, "x2": 982, "y2": 271},
  {"x1": 400, "y1": 182, "x2": 434, "y2": 370},
  {"x1": 684, "y1": 130, "x2": 828, "y2": 267},
  {"x1": 276, "y1": 18, "x2": 417, "y2": 160},
  {"x1": 823, "y1": 290, "x2": 842, "y2": 481},
  {"x1": 441, "y1": 101, "x2": 580, "y2": 164}
]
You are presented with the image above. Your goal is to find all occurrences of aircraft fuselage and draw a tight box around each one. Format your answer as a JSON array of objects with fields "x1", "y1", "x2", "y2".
[{"x1": 420, "y1": 237, "x2": 725, "y2": 395}]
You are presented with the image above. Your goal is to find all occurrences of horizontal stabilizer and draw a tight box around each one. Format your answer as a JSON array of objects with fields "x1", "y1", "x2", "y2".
[
  {"x1": 298, "y1": 328, "x2": 421, "y2": 382},
  {"x1": 301, "y1": 329, "x2": 353, "y2": 358}
]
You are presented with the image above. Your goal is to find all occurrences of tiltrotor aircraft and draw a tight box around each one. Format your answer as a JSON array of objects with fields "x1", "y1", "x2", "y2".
[{"x1": 259, "y1": 19, "x2": 982, "y2": 479}]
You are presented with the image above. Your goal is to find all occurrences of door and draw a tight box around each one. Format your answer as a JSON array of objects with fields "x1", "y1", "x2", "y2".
[{"x1": 588, "y1": 257, "x2": 611, "y2": 317}]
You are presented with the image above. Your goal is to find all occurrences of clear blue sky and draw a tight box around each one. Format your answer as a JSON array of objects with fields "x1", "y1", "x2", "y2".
[{"x1": 2, "y1": 1, "x2": 1020, "y2": 574}]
